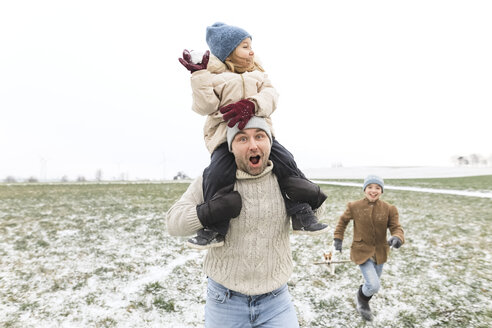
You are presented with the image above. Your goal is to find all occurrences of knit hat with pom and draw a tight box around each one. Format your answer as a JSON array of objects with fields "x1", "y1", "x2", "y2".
[
  {"x1": 206, "y1": 22, "x2": 251, "y2": 62},
  {"x1": 363, "y1": 175, "x2": 384, "y2": 193}
]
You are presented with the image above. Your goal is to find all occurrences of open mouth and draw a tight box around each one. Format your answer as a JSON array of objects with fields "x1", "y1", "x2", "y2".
[{"x1": 249, "y1": 155, "x2": 261, "y2": 165}]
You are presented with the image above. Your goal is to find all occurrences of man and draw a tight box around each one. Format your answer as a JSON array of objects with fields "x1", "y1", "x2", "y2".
[{"x1": 167, "y1": 117, "x2": 323, "y2": 327}]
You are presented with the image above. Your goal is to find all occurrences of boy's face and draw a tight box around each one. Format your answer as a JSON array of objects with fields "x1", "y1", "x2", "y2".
[{"x1": 364, "y1": 184, "x2": 382, "y2": 202}]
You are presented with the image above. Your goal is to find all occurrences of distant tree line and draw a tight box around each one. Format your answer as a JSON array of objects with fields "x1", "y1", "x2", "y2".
[
  {"x1": 451, "y1": 153, "x2": 492, "y2": 166},
  {"x1": 2, "y1": 175, "x2": 88, "y2": 183},
  {"x1": 2, "y1": 170, "x2": 192, "y2": 183}
]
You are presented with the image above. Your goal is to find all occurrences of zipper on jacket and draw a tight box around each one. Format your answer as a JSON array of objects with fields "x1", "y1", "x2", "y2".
[{"x1": 241, "y1": 74, "x2": 245, "y2": 99}]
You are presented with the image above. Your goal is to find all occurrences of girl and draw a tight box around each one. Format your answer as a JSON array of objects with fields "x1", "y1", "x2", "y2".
[
  {"x1": 333, "y1": 175, "x2": 405, "y2": 321},
  {"x1": 179, "y1": 22, "x2": 328, "y2": 249}
]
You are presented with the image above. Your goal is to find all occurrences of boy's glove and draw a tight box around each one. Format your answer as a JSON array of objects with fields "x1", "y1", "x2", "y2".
[
  {"x1": 196, "y1": 184, "x2": 242, "y2": 227},
  {"x1": 278, "y1": 176, "x2": 327, "y2": 210},
  {"x1": 388, "y1": 236, "x2": 402, "y2": 248},
  {"x1": 220, "y1": 99, "x2": 255, "y2": 130},
  {"x1": 179, "y1": 49, "x2": 210, "y2": 73},
  {"x1": 334, "y1": 238, "x2": 343, "y2": 252}
]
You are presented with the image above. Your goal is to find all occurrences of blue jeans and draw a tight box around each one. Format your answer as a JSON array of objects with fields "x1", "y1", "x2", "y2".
[
  {"x1": 359, "y1": 259, "x2": 384, "y2": 297},
  {"x1": 205, "y1": 278, "x2": 299, "y2": 328}
]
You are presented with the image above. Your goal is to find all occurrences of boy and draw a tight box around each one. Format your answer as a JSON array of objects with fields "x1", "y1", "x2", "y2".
[{"x1": 333, "y1": 175, "x2": 405, "y2": 321}]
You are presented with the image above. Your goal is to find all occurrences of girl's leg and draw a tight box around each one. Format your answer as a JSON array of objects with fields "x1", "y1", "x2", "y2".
[
  {"x1": 188, "y1": 143, "x2": 237, "y2": 248},
  {"x1": 270, "y1": 140, "x2": 328, "y2": 234},
  {"x1": 203, "y1": 143, "x2": 237, "y2": 202},
  {"x1": 202, "y1": 143, "x2": 237, "y2": 236},
  {"x1": 269, "y1": 139, "x2": 306, "y2": 179},
  {"x1": 270, "y1": 139, "x2": 313, "y2": 215}
]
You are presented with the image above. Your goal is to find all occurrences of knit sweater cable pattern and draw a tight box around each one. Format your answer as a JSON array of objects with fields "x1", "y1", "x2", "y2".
[
  {"x1": 166, "y1": 163, "x2": 293, "y2": 296},
  {"x1": 204, "y1": 165, "x2": 292, "y2": 295}
]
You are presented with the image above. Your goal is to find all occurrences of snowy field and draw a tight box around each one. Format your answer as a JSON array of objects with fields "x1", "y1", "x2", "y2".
[
  {"x1": 1, "y1": 176, "x2": 491, "y2": 327},
  {"x1": 304, "y1": 166, "x2": 492, "y2": 179}
]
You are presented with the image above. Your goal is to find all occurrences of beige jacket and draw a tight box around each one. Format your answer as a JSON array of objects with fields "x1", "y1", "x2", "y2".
[
  {"x1": 190, "y1": 55, "x2": 278, "y2": 153},
  {"x1": 334, "y1": 198, "x2": 405, "y2": 265}
]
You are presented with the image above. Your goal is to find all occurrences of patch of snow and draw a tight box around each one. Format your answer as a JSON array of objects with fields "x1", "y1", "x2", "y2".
[
  {"x1": 123, "y1": 252, "x2": 197, "y2": 295},
  {"x1": 314, "y1": 181, "x2": 492, "y2": 199},
  {"x1": 305, "y1": 166, "x2": 492, "y2": 179}
]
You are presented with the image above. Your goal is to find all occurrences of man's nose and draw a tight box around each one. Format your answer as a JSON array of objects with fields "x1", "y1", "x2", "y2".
[{"x1": 248, "y1": 138, "x2": 258, "y2": 150}]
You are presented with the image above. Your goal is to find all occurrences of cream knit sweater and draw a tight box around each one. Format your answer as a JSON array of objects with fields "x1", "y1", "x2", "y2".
[{"x1": 166, "y1": 163, "x2": 292, "y2": 295}]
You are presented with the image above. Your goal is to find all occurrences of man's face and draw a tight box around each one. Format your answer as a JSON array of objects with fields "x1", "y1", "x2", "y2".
[
  {"x1": 364, "y1": 184, "x2": 382, "y2": 202},
  {"x1": 231, "y1": 128, "x2": 271, "y2": 176}
]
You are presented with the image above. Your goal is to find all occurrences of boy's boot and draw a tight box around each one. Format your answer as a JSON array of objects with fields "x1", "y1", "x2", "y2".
[
  {"x1": 187, "y1": 228, "x2": 225, "y2": 250},
  {"x1": 291, "y1": 205, "x2": 329, "y2": 235},
  {"x1": 356, "y1": 285, "x2": 373, "y2": 321}
]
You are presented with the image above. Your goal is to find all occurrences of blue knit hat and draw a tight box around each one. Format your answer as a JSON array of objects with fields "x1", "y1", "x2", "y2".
[
  {"x1": 206, "y1": 22, "x2": 251, "y2": 62},
  {"x1": 227, "y1": 116, "x2": 272, "y2": 152},
  {"x1": 363, "y1": 175, "x2": 384, "y2": 192}
]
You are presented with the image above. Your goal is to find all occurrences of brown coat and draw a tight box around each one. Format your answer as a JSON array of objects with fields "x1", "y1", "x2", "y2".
[
  {"x1": 334, "y1": 198, "x2": 404, "y2": 265},
  {"x1": 189, "y1": 55, "x2": 278, "y2": 153}
]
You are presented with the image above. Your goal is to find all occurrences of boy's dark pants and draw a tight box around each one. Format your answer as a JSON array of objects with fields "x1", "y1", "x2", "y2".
[{"x1": 202, "y1": 139, "x2": 313, "y2": 235}]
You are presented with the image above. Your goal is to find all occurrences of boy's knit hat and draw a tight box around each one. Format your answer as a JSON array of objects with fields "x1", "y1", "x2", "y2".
[
  {"x1": 363, "y1": 175, "x2": 384, "y2": 192},
  {"x1": 206, "y1": 22, "x2": 251, "y2": 62},
  {"x1": 227, "y1": 116, "x2": 272, "y2": 152}
]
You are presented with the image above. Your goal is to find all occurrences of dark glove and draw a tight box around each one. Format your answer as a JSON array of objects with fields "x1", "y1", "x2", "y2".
[
  {"x1": 278, "y1": 176, "x2": 327, "y2": 210},
  {"x1": 388, "y1": 236, "x2": 402, "y2": 248},
  {"x1": 334, "y1": 238, "x2": 343, "y2": 252},
  {"x1": 178, "y1": 49, "x2": 210, "y2": 73},
  {"x1": 196, "y1": 184, "x2": 242, "y2": 228},
  {"x1": 219, "y1": 99, "x2": 255, "y2": 130}
]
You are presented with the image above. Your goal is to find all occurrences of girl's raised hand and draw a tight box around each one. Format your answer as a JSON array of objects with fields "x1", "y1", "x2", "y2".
[{"x1": 178, "y1": 49, "x2": 210, "y2": 73}]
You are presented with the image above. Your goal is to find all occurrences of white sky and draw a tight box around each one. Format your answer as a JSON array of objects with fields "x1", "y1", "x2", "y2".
[{"x1": 1, "y1": 0, "x2": 491, "y2": 181}]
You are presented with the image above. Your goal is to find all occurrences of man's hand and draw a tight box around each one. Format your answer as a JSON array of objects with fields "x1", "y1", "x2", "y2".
[
  {"x1": 220, "y1": 99, "x2": 255, "y2": 130},
  {"x1": 278, "y1": 176, "x2": 327, "y2": 210},
  {"x1": 178, "y1": 49, "x2": 210, "y2": 73},
  {"x1": 387, "y1": 236, "x2": 402, "y2": 248},
  {"x1": 196, "y1": 184, "x2": 242, "y2": 227},
  {"x1": 334, "y1": 238, "x2": 343, "y2": 252}
]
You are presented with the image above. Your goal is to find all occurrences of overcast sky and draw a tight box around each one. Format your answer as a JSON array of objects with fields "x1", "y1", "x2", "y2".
[{"x1": 1, "y1": 0, "x2": 491, "y2": 181}]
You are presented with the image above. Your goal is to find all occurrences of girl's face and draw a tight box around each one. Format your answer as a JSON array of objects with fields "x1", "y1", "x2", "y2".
[
  {"x1": 228, "y1": 38, "x2": 254, "y2": 67},
  {"x1": 364, "y1": 184, "x2": 382, "y2": 202},
  {"x1": 234, "y1": 38, "x2": 254, "y2": 59}
]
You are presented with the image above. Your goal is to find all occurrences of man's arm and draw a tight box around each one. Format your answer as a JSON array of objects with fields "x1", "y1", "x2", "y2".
[{"x1": 166, "y1": 177, "x2": 204, "y2": 236}]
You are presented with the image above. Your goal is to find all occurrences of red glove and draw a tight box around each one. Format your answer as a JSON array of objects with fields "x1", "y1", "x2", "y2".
[
  {"x1": 178, "y1": 49, "x2": 210, "y2": 73},
  {"x1": 220, "y1": 99, "x2": 256, "y2": 130}
]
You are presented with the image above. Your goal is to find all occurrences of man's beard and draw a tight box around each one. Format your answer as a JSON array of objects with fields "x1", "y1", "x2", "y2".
[{"x1": 236, "y1": 153, "x2": 269, "y2": 176}]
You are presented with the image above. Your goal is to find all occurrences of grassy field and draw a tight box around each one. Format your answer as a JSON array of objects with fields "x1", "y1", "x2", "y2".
[
  {"x1": 0, "y1": 178, "x2": 491, "y2": 327},
  {"x1": 321, "y1": 175, "x2": 492, "y2": 192}
]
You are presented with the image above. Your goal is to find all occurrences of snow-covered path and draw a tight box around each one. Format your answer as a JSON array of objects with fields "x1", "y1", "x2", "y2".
[
  {"x1": 123, "y1": 252, "x2": 198, "y2": 295},
  {"x1": 314, "y1": 180, "x2": 492, "y2": 199}
]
